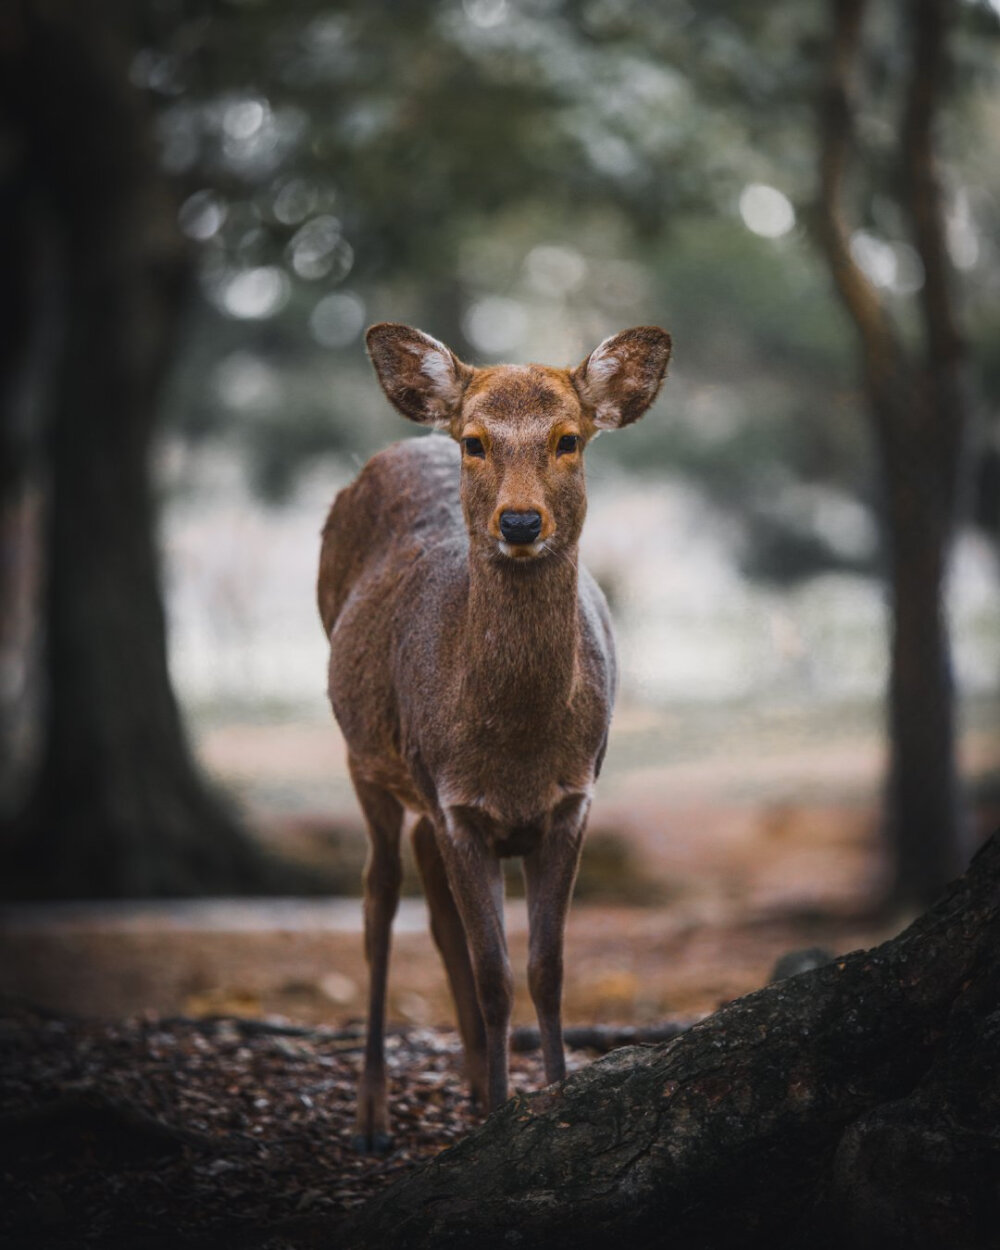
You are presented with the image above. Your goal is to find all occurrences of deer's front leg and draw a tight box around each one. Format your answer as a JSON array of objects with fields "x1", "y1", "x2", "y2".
[
  {"x1": 522, "y1": 794, "x2": 589, "y2": 1086},
  {"x1": 436, "y1": 811, "x2": 513, "y2": 1112}
]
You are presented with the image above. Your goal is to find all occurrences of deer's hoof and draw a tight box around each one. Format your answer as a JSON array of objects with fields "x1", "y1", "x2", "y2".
[
  {"x1": 351, "y1": 1130, "x2": 393, "y2": 1156},
  {"x1": 467, "y1": 1068, "x2": 489, "y2": 1114}
]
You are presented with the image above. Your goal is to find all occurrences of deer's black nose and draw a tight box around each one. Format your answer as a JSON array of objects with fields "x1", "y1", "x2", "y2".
[{"x1": 500, "y1": 510, "x2": 542, "y2": 544}]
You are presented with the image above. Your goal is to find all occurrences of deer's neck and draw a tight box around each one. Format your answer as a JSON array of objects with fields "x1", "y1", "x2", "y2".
[{"x1": 463, "y1": 549, "x2": 580, "y2": 721}]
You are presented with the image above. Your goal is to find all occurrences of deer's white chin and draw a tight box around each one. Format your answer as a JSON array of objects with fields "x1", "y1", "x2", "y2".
[{"x1": 497, "y1": 539, "x2": 546, "y2": 560}]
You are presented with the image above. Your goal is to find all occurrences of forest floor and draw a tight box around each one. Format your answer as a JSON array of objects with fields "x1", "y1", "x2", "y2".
[
  {"x1": 4, "y1": 698, "x2": 996, "y2": 1026},
  {"x1": 2, "y1": 996, "x2": 614, "y2": 1249},
  {"x1": 0, "y1": 1004, "x2": 564, "y2": 1249},
  {"x1": 1, "y1": 700, "x2": 997, "y2": 1247}
]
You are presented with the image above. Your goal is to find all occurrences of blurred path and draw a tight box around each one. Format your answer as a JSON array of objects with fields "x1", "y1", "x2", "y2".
[
  {"x1": 3, "y1": 698, "x2": 993, "y2": 1035},
  {"x1": 1, "y1": 892, "x2": 898, "y2": 1030}
]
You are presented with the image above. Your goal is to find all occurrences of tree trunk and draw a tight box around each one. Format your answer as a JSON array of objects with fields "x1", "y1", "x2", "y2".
[
  {"x1": 883, "y1": 400, "x2": 964, "y2": 901},
  {"x1": 340, "y1": 829, "x2": 1000, "y2": 1249},
  {"x1": 0, "y1": 115, "x2": 39, "y2": 795},
  {"x1": 0, "y1": 3, "x2": 266, "y2": 897},
  {"x1": 814, "y1": 0, "x2": 971, "y2": 908}
]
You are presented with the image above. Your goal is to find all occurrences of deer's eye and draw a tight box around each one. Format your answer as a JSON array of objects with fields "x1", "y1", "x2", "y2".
[
  {"x1": 556, "y1": 434, "x2": 580, "y2": 456},
  {"x1": 463, "y1": 436, "x2": 486, "y2": 459}
]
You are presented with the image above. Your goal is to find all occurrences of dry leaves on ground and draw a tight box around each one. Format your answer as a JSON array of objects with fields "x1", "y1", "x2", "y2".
[{"x1": 0, "y1": 1005, "x2": 689, "y2": 1250}]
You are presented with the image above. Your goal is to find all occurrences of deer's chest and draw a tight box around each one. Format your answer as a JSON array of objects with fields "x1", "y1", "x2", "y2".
[{"x1": 430, "y1": 692, "x2": 604, "y2": 831}]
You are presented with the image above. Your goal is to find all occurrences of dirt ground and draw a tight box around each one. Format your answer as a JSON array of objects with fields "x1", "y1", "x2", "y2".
[
  {"x1": 0, "y1": 1007, "x2": 562, "y2": 1247},
  {"x1": 1, "y1": 702, "x2": 997, "y2": 1248},
  {"x1": 0, "y1": 880, "x2": 895, "y2": 1030},
  {"x1": 3, "y1": 701, "x2": 997, "y2": 1029}
]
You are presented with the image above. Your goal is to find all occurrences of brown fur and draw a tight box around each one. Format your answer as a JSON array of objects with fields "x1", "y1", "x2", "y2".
[{"x1": 318, "y1": 322, "x2": 671, "y2": 1149}]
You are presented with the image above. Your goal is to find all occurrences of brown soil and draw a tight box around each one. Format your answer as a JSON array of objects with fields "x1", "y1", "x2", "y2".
[
  {"x1": 0, "y1": 1007, "x2": 534, "y2": 1248},
  {"x1": 1, "y1": 878, "x2": 898, "y2": 1031},
  {"x1": 5, "y1": 704, "x2": 997, "y2": 1033},
  {"x1": 2, "y1": 705, "x2": 996, "y2": 1247}
]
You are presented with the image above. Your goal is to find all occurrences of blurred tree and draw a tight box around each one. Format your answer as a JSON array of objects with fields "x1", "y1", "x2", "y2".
[
  {"x1": 815, "y1": 0, "x2": 974, "y2": 905},
  {"x1": 150, "y1": 0, "x2": 996, "y2": 571},
  {"x1": 562, "y1": 0, "x2": 997, "y2": 904},
  {"x1": 0, "y1": 1, "x2": 265, "y2": 896},
  {"x1": 1, "y1": 0, "x2": 995, "y2": 898}
]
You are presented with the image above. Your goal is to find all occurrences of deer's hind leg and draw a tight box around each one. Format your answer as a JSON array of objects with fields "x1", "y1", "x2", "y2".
[
  {"x1": 411, "y1": 816, "x2": 488, "y2": 1108},
  {"x1": 350, "y1": 763, "x2": 404, "y2": 1154}
]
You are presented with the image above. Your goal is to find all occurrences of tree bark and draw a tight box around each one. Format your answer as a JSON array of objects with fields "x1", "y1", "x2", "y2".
[
  {"x1": 340, "y1": 828, "x2": 1000, "y2": 1249},
  {"x1": 814, "y1": 0, "x2": 971, "y2": 908},
  {"x1": 0, "y1": 2, "x2": 266, "y2": 896}
]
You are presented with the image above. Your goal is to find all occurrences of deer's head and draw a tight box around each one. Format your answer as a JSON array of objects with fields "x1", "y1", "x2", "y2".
[{"x1": 366, "y1": 323, "x2": 671, "y2": 563}]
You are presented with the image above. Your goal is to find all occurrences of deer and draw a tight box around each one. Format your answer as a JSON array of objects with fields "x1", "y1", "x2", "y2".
[{"x1": 318, "y1": 321, "x2": 671, "y2": 1152}]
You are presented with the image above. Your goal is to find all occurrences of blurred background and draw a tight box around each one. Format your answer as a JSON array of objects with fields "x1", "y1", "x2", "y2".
[{"x1": 1, "y1": 0, "x2": 998, "y2": 1029}]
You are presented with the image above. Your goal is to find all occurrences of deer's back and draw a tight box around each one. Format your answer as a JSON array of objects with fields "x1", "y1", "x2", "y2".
[
  {"x1": 318, "y1": 435, "x2": 464, "y2": 638},
  {"x1": 319, "y1": 437, "x2": 468, "y2": 801}
]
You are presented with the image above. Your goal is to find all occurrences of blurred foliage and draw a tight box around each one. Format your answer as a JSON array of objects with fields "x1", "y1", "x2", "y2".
[{"x1": 144, "y1": 0, "x2": 1000, "y2": 578}]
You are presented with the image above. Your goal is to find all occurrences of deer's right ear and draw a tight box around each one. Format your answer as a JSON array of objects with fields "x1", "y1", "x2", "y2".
[{"x1": 366, "y1": 324, "x2": 473, "y2": 429}]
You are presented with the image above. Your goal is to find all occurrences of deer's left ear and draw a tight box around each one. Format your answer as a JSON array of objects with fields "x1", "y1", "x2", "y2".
[{"x1": 571, "y1": 326, "x2": 672, "y2": 429}]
